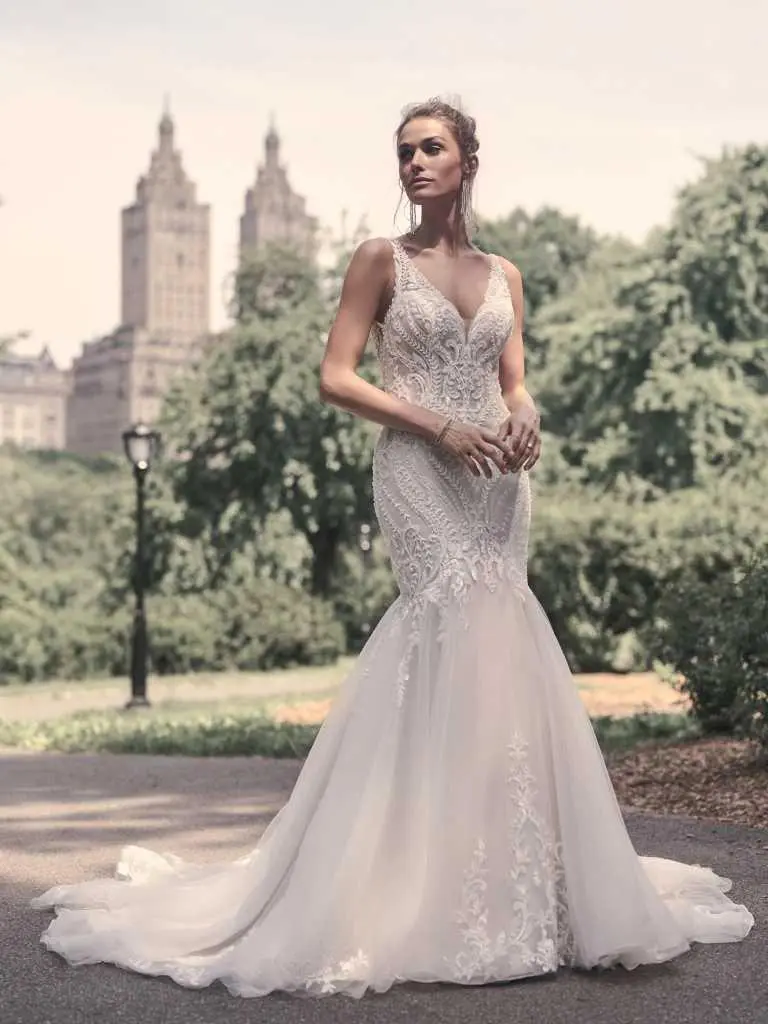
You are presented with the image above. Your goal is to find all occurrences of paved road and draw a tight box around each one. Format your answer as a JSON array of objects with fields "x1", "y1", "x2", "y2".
[{"x1": 1, "y1": 752, "x2": 765, "y2": 1024}]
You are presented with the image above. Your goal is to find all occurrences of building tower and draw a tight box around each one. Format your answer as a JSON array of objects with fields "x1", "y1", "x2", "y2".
[
  {"x1": 121, "y1": 102, "x2": 210, "y2": 344},
  {"x1": 67, "y1": 105, "x2": 211, "y2": 456},
  {"x1": 239, "y1": 119, "x2": 317, "y2": 261}
]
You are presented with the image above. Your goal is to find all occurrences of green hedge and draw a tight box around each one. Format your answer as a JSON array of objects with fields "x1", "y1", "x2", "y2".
[
  {"x1": 649, "y1": 552, "x2": 768, "y2": 750},
  {"x1": 528, "y1": 473, "x2": 766, "y2": 674},
  {"x1": 0, "y1": 580, "x2": 344, "y2": 685}
]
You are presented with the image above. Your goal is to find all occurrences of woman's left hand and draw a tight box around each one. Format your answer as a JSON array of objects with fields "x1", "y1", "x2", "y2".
[{"x1": 497, "y1": 396, "x2": 541, "y2": 472}]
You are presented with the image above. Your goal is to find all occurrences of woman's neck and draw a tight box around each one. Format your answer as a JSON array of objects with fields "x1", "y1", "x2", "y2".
[{"x1": 410, "y1": 204, "x2": 470, "y2": 255}]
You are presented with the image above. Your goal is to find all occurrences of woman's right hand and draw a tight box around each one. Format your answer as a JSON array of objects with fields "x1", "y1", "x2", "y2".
[{"x1": 436, "y1": 420, "x2": 515, "y2": 478}]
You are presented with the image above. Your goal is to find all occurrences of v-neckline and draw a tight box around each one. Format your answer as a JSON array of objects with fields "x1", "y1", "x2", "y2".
[{"x1": 393, "y1": 239, "x2": 496, "y2": 336}]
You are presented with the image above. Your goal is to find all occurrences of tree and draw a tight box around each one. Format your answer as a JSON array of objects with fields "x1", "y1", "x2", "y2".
[
  {"x1": 163, "y1": 242, "x2": 379, "y2": 596},
  {"x1": 531, "y1": 145, "x2": 768, "y2": 491},
  {"x1": 664, "y1": 144, "x2": 768, "y2": 344},
  {"x1": 475, "y1": 206, "x2": 601, "y2": 324}
]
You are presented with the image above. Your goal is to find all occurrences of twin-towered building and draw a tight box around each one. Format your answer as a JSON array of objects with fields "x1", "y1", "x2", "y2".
[
  {"x1": 240, "y1": 119, "x2": 317, "y2": 262},
  {"x1": 0, "y1": 106, "x2": 317, "y2": 457}
]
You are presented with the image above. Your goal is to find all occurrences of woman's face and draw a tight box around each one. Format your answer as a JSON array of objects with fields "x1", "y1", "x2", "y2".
[{"x1": 397, "y1": 116, "x2": 466, "y2": 205}]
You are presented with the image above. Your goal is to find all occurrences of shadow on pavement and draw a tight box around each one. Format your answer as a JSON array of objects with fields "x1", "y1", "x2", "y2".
[{"x1": 1, "y1": 751, "x2": 303, "y2": 870}]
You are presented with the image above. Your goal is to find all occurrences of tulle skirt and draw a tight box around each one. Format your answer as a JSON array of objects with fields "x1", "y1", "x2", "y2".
[{"x1": 32, "y1": 580, "x2": 754, "y2": 998}]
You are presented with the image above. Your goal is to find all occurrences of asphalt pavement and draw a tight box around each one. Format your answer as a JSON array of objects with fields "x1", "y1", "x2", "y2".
[{"x1": 1, "y1": 751, "x2": 765, "y2": 1024}]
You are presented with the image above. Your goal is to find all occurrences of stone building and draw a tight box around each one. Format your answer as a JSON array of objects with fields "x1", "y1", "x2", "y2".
[
  {"x1": 67, "y1": 106, "x2": 211, "y2": 456},
  {"x1": 239, "y1": 121, "x2": 318, "y2": 261},
  {"x1": 0, "y1": 345, "x2": 70, "y2": 450}
]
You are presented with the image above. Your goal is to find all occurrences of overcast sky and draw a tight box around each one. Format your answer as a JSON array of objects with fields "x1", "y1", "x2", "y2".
[{"x1": 1, "y1": 0, "x2": 766, "y2": 367}]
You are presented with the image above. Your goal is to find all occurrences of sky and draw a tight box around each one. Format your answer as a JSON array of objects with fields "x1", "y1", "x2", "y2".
[{"x1": 1, "y1": 0, "x2": 766, "y2": 368}]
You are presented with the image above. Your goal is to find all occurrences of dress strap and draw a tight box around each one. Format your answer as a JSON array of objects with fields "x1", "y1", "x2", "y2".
[{"x1": 389, "y1": 238, "x2": 409, "y2": 289}]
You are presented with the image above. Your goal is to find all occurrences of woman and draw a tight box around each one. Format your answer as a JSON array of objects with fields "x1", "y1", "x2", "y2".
[{"x1": 32, "y1": 98, "x2": 754, "y2": 998}]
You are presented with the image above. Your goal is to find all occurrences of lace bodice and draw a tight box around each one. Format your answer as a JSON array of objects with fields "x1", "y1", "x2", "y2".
[
  {"x1": 372, "y1": 239, "x2": 515, "y2": 427},
  {"x1": 370, "y1": 239, "x2": 530, "y2": 611}
]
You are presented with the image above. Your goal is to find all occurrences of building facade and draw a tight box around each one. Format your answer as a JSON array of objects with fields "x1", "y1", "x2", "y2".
[
  {"x1": 57, "y1": 110, "x2": 316, "y2": 457},
  {"x1": 121, "y1": 108, "x2": 210, "y2": 345},
  {"x1": 239, "y1": 122, "x2": 318, "y2": 261},
  {"x1": 0, "y1": 346, "x2": 70, "y2": 450},
  {"x1": 67, "y1": 107, "x2": 211, "y2": 456}
]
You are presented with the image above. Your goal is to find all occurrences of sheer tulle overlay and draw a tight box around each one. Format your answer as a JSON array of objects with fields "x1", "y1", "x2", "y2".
[{"x1": 32, "y1": 240, "x2": 754, "y2": 997}]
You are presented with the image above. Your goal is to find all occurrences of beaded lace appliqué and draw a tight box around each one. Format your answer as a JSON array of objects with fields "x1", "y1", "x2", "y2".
[{"x1": 371, "y1": 240, "x2": 530, "y2": 708}]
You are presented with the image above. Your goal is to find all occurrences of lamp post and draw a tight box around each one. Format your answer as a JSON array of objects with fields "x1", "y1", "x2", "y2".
[{"x1": 122, "y1": 422, "x2": 161, "y2": 710}]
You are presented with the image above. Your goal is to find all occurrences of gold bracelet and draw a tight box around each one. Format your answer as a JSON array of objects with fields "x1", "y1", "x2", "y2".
[{"x1": 433, "y1": 416, "x2": 453, "y2": 446}]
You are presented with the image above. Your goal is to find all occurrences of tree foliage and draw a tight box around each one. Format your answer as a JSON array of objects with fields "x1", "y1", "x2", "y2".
[
  {"x1": 163, "y1": 242, "x2": 379, "y2": 596},
  {"x1": 475, "y1": 206, "x2": 600, "y2": 319},
  {"x1": 532, "y1": 145, "x2": 768, "y2": 491}
]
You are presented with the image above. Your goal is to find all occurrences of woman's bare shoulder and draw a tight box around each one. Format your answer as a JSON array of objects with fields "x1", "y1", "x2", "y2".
[
  {"x1": 342, "y1": 238, "x2": 395, "y2": 304},
  {"x1": 351, "y1": 236, "x2": 395, "y2": 269},
  {"x1": 491, "y1": 253, "x2": 522, "y2": 284}
]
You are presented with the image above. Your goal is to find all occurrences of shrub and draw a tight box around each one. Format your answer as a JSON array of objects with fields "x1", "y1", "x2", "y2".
[
  {"x1": 650, "y1": 551, "x2": 768, "y2": 749},
  {"x1": 0, "y1": 580, "x2": 345, "y2": 685},
  {"x1": 529, "y1": 473, "x2": 767, "y2": 675},
  {"x1": 147, "y1": 594, "x2": 222, "y2": 675},
  {"x1": 0, "y1": 604, "x2": 129, "y2": 684},
  {"x1": 327, "y1": 536, "x2": 398, "y2": 652},
  {"x1": 209, "y1": 577, "x2": 345, "y2": 671},
  {"x1": 529, "y1": 487, "x2": 659, "y2": 672}
]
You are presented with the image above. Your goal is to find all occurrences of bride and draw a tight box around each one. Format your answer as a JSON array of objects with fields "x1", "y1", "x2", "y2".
[{"x1": 32, "y1": 98, "x2": 754, "y2": 998}]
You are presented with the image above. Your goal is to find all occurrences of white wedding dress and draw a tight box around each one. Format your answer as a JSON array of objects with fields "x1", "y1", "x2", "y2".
[{"x1": 32, "y1": 239, "x2": 754, "y2": 998}]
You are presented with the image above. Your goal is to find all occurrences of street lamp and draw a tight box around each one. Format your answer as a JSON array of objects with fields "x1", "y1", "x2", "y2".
[{"x1": 122, "y1": 422, "x2": 161, "y2": 709}]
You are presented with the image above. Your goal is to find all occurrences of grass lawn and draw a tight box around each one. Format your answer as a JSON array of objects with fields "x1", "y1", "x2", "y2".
[{"x1": 0, "y1": 660, "x2": 357, "y2": 722}]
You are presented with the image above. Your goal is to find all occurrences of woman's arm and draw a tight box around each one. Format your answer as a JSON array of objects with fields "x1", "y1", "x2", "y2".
[
  {"x1": 319, "y1": 238, "x2": 446, "y2": 441},
  {"x1": 496, "y1": 258, "x2": 541, "y2": 471},
  {"x1": 497, "y1": 257, "x2": 537, "y2": 414}
]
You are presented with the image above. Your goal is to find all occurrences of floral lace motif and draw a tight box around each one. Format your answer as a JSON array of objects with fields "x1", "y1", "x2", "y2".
[
  {"x1": 305, "y1": 949, "x2": 370, "y2": 995},
  {"x1": 450, "y1": 733, "x2": 577, "y2": 982}
]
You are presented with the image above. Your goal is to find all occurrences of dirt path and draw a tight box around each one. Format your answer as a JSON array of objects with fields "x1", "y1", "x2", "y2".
[
  {"x1": 271, "y1": 671, "x2": 689, "y2": 724},
  {"x1": 0, "y1": 667, "x2": 688, "y2": 725}
]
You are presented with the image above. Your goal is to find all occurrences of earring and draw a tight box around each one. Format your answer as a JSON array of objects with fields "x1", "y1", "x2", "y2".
[
  {"x1": 409, "y1": 200, "x2": 419, "y2": 234},
  {"x1": 460, "y1": 178, "x2": 475, "y2": 236}
]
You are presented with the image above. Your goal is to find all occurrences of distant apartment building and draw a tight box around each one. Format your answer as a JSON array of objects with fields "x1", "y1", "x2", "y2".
[
  {"x1": 48, "y1": 107, "x2": 317, "y2": 456},
  {"x1": 239, "y1": 119, "x2": 318, "y2": 261},
  {"x1": 67, "y1": 106, "x2": 211, "y2": 456},
  {"x1": 0, "y1": 345, "x2": 70, "y2": 450}
]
